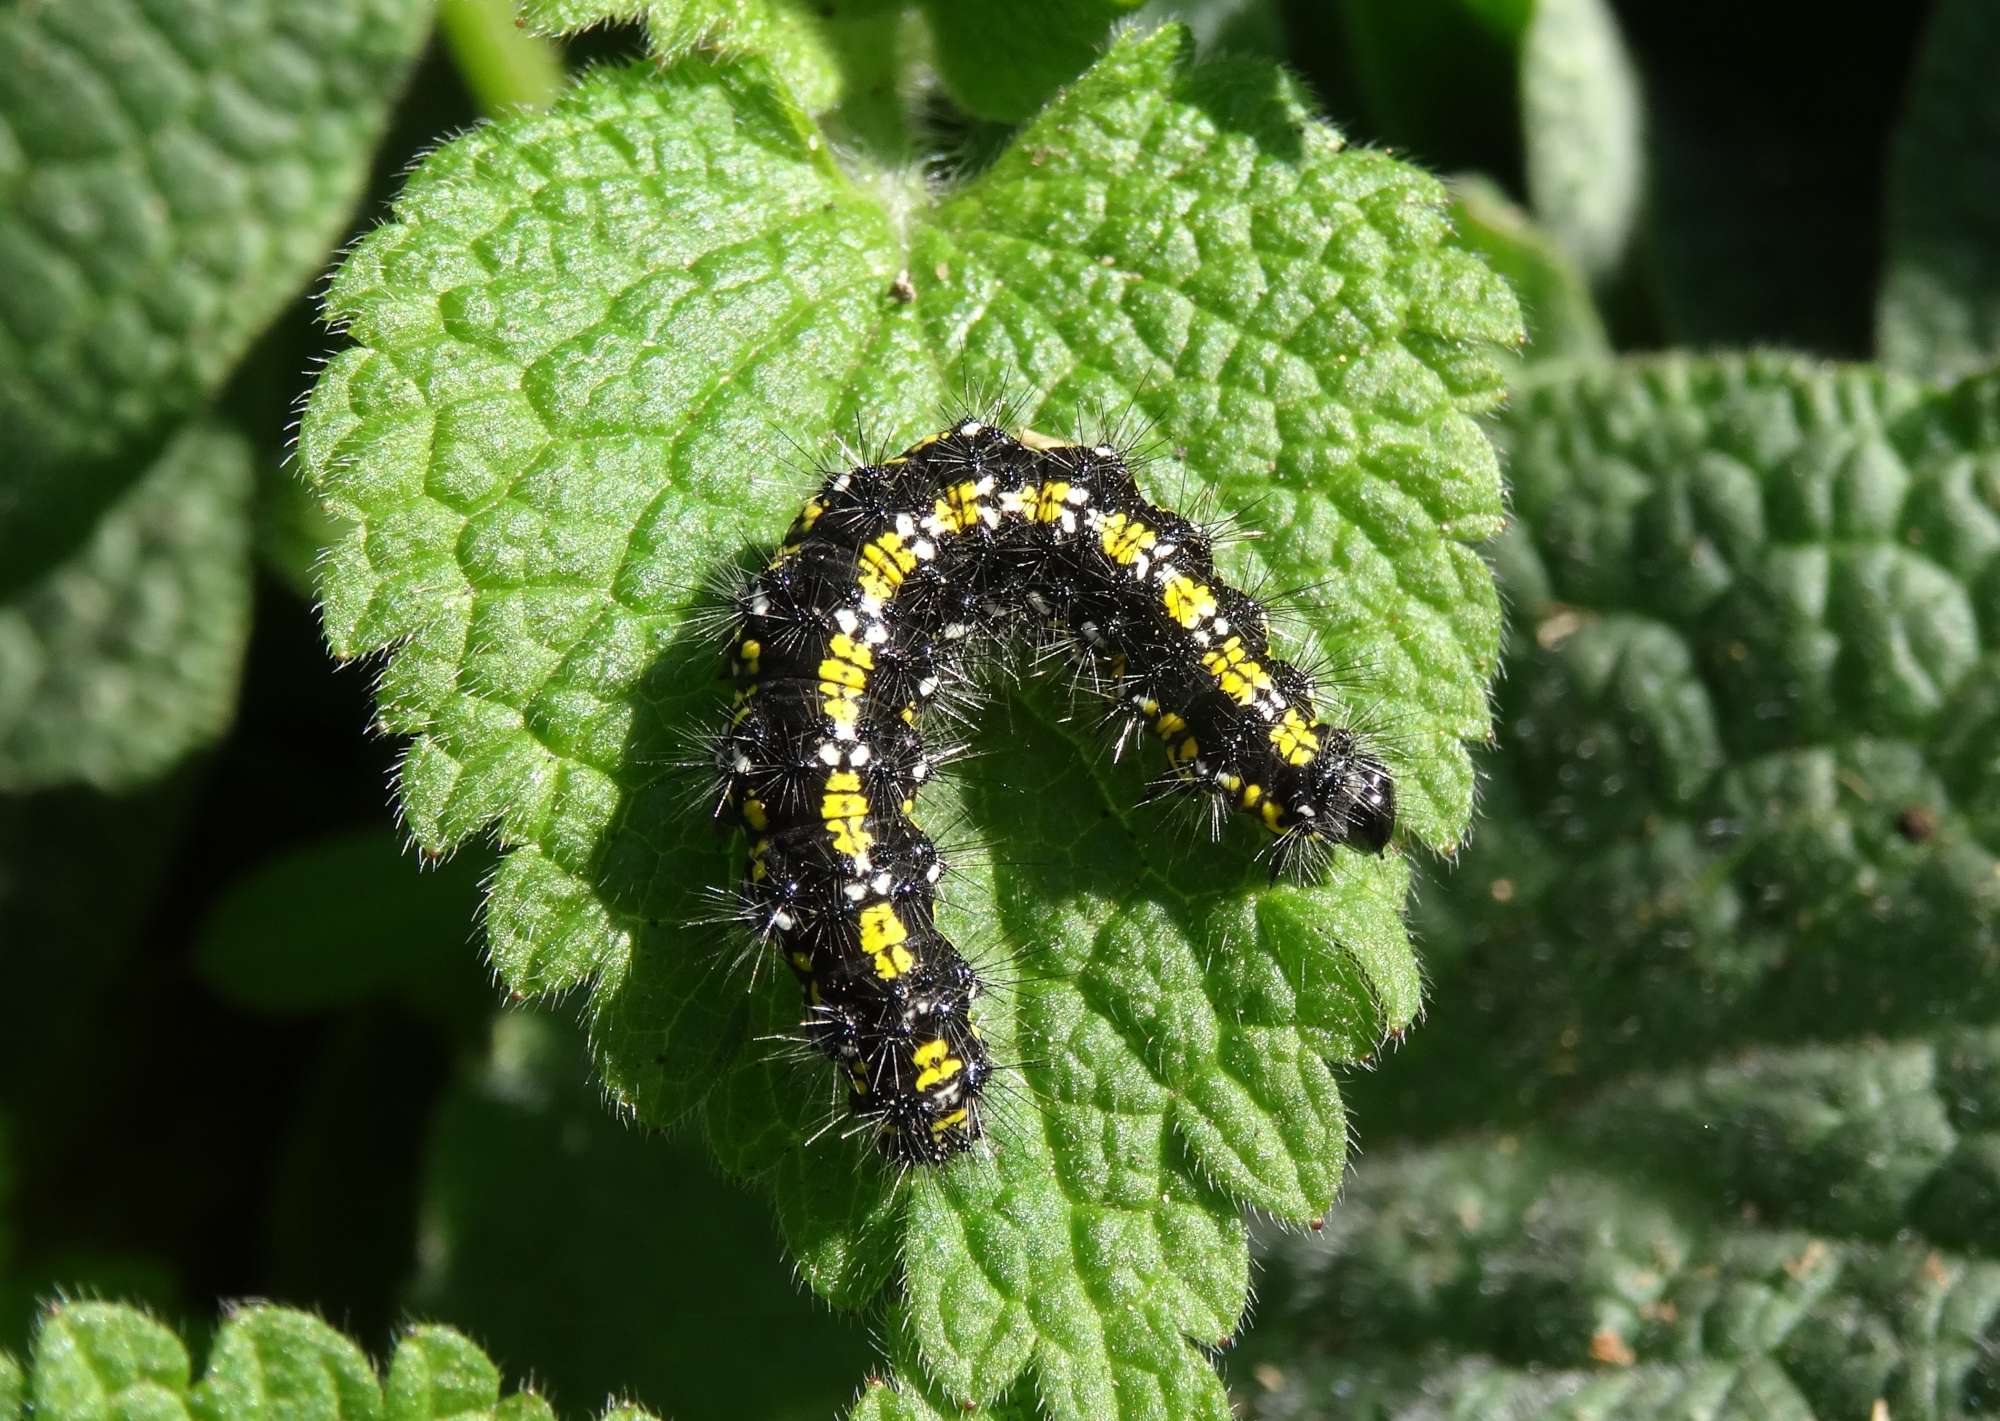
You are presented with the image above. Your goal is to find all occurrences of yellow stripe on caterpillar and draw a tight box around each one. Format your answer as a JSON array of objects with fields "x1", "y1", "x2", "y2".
[
  {"x1": 859, "y1": 901, "x2": 915, "y2": 978},
  {"x1": 1270, "y1": 708, "x2": 1321, "y2": 766},
  {"x1": 913, "y1": 1038, "x2": 950, "y2": 1067},
  {"x1": 829, "y1": 632, "x2": 875, "y2": 670},
  {"x1": 936, "y1": 480, "x2": 987, "y2": 533},
  {"x1": 1032, "y1": 481, "x2": 1073, "y2": 523},
  {"x1": 1101, "y1": 511, "x2": 1156, "y2": 564},
  {"x1": 915, "y1": 1054, "x2": 964, "y2": 1092},
  {"x1": 930, "y1": 1107, "x2": 969, "y2": 1135},
  {"x1": 1162, "y1": 574, "x2": 1216, "y2": 629},
  {"x1": 819, "y1": 656, "x2": 868, "y2": 691},
  {"x1": 1201, "y1": 636, "x2": 1274, "y2": 705},
  {"x1": 820, "y1": 685, "x2": 861, "y2": 727}
]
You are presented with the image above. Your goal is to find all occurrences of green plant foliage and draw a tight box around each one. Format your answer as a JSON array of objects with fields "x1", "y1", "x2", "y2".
[
  {"x1": 14, "y1": 4, "x2": 2000, "y2": 1420},
  {"x1": 1238, "y1": 352, "x2": 2000, "y2": 1418},
  {"x1": 1243, "y1": 1137, "x2": 2000, "y2": 1419},
  {"x1": 1448, "y1": 175, "x2": 1607, "y2": 365},
  {"x1": 1131, "y1": 0, "x2": 1282, "y2": 57},
  {"x1": 919, "y1": 0, "x2": 1147, "y2": 123},
  {"x1": 1879, "y1": 0, "x2": 2000, "y2": 384},
  {"x1": 10, "y1": 1301, "x2": 630, "y2": 1421},
  {"x1": 409, "y1": 1012, "x2": 871, "y2": 1421},
  {"x1": 1518, "y1": 0, "x2": 1640, "y2": 282},
  {"x1": 0, "y1": 0, "x2": 431, "y2": 588},
  {"x1": 196, "y1": 830, "x2": 492, "y2": 1018},
  {"x1": 1298, "y1": 0, "x2": 1641, "y2": 288},
  {"x1": 517, "y1": 0, "x2": 903, "y2": 120},
  {"x1": 437, "y1": 0, "x2": 568, "y2": 118},
  {"x1": 1384, "y1": 354, "x2": 2000, "y2": 1129},
  {"x1": 298, "y1": 23, "x2": 1519, "y2": 1418},
  {"x1": 0, "y1": 424, "x2": 253, "y2": 793}
]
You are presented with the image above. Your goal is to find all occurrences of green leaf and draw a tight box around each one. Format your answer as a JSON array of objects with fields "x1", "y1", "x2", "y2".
[
  {"x1": 438, "y1": 0, "x2": 567, "y2": 118},
  {"x1": 29, "y1": 1303, "x2": 190, "y2": 1421},
  {"x1": 0, "y1": 1351, "x2": 20, "y2": 1421},
  {"x1": 409, "y1": 1012, "x2": 871, "y2": 1421},
  {"x1": 1253, "y1": 353, "x2": 2000, "y2": 1417},
  {"x1": 1376, "y1": 354, "x2": 2000, "y2": 1132},
  {"x1": 1449, "y1": 175, "x2": 1607, "y2": 365},
  {"x1": 1130, "y1": 0, "x2": 1283, "y2": 58},
  {"x1": 1518, "y1": 0, "x2": 1642, "y2": 281},
  {"x1": 17, "y1": 1303, "x2": 632, "y2": 1421},
  {"x1": 0, "y1": 423, "x2": 253, "y2": 794},
  {"x1": 300, "y1": 25, "x2": 1519, "y2": 1417},
  {"x1": 195, "y1": 831, "x2": 492, "y2": 1017},
  {"x1": 1878, "y1": 0, "x2": 2000, "y2": 383},
  {"x1": 919, "y1": 0, "x2": 1148, "y2": 123},
  {"x1": 1323, "y1": 0, "x2": 1641, "y2": 286},
  {"x1": 0, "y1": 0, "x2": 431, "y2": 588},
  {"x1": 1242, "y1": 1140, "x2": 2000, "y2": 1420},
  {"x1": 516, "y1": 0, "x2": 902, "y2": 122}
]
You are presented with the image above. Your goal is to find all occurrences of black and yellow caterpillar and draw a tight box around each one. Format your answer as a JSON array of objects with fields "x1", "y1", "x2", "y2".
[{"x1": 715, "y1": 420, "x2": 1394, "y2": 1165}]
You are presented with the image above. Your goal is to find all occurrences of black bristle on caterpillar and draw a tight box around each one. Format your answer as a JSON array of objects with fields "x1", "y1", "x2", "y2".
[{"x1": 715, "y1": 420, "x2": 1394, "y2": 1166}]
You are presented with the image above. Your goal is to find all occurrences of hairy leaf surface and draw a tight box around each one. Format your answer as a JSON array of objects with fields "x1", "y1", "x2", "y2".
[
  {"x1": 1449, "y1": 175, "x2": 1607, "y2": 365},
  {"x1": 10, "y1": 1302, "x2": 630, "y2": 1421},
  {"x1": 0, "y1": 424, "x2": 252, "y2": 793},
  {"x1": 0, "y1": 0, "x2": 430, "y2": 587},
  {"x1": 1242, "y1": 353, "x2": 2000, "y2": 1419},
  {"x1": 299, "y1": 26, "x2": 1518, "y2": 1419}
]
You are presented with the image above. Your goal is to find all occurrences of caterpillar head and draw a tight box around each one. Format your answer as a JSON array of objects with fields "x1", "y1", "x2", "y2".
[
  {"x1": 1300, "y1": 731, "x2": 1396, "y2": 856},
  {"x1": 1338, "y1": 750, "x2": 1396, "y2": 853}
]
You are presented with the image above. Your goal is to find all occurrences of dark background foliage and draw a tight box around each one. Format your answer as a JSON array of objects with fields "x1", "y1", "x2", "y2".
[{"x1": 6, "y1": 2, "x2": 1993, "y2": 1419}]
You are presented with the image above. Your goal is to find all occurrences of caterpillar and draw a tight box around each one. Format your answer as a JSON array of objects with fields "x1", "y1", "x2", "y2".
[{"x1": 715, "y1": 420, "x2": 1395, "y2": 1166}]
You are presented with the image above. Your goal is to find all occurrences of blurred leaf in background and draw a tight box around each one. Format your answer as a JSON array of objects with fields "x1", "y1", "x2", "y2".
[
  {"x1": 6, "y1": 1, "x2": 2000, "y2": 1419},
  {"x1": 409, "y1": 1012, "x2": 873, "y2": 1421},
  {"x1": 0, "y1": 426, "x2": 252, "y2": 794},
  {"x1": 196, "y1": 831, "x2": 492, "y2": 1024},
  {"x1": 1878, "y1": 0, "x2": 2000, "y2": 383},
  {"x1": 1240, "y1": 355, "x2": 2000, "y2": 1417},
  {"x1": 0, "y1": 0, "x2": 432, "y2": 586}
]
